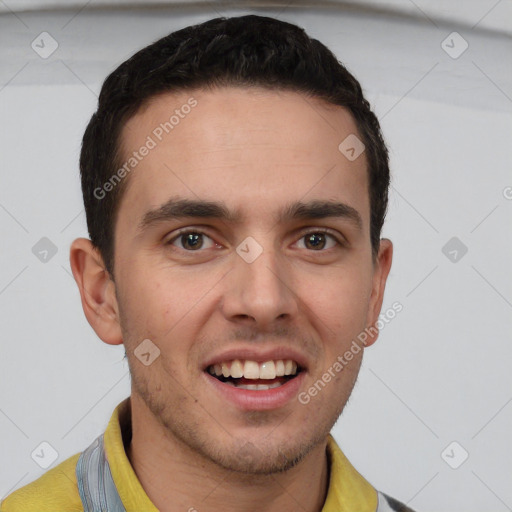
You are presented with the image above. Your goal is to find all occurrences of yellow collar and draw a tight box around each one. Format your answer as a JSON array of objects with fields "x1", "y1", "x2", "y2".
[
  {"x1": 323, "y1": 433, "x2": 377, "y2": 511},
  {"x1": 105, "y1": 397, "x2": 377, "y2": 511}
]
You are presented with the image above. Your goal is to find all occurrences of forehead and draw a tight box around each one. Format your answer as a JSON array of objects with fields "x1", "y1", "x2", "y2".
[{"x1": 116, "y1": 86, "x2": 369, "y2": 232}]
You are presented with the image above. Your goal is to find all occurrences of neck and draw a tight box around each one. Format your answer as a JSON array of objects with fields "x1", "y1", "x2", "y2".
[{"x1": 125, "y1": 395, "x2": 330, "y2": 512}]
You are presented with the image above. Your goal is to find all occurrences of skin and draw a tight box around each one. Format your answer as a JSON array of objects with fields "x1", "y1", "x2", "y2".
[{"x1": 70, "y1": 86, "x2": 393, "y2": 512}]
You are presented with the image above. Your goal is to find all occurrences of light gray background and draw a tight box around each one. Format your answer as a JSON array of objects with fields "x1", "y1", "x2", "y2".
[{"x1": 1, "y1": 1, "x2": 511, "y2": 511}]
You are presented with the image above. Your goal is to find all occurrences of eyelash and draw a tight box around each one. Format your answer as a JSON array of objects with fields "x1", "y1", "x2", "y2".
[{"x1": 166, "y1": 228, "x2": 344, "y2": 251}]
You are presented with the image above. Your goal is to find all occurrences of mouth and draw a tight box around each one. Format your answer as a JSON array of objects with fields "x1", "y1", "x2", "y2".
[{"x1": 206, "y1": 359, "x2": 303, "y2": 391}]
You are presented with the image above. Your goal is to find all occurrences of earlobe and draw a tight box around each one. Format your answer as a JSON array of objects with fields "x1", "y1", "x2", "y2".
[
  {"x1": 69, "y1": 238, "x2": 123, "y2": 346},
  {"x1": 364, "y1": 238, "x2": 393, "y2": 347}
]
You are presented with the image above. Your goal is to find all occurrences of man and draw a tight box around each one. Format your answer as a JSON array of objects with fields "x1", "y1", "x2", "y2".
[{"x1": 1, "y1": 14, "x2": 414, "y2": 512}]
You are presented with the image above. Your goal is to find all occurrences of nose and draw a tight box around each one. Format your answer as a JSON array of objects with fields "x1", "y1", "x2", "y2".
[{"x1": 220, "y1": 243, "x2": 299, "y2": 329}]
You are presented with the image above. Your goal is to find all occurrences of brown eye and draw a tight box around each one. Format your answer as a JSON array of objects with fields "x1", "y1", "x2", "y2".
[
  {"x1": 305, "y1": 233, "x2": 326, "y2": 250},
  {"x1": 181, "y1": 233, "x2": 203, "y2": 250},
  {"x1": 297, "y1": 231, "x2": 338, "y2": 251},
  {"x1": 168, "y1": 231, "x2": 215, "y2": 251}
]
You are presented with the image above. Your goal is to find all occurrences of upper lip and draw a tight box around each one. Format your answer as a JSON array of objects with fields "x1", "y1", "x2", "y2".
[{"x1": 203, "y1": 346, "x2": 309, "y2": 372}]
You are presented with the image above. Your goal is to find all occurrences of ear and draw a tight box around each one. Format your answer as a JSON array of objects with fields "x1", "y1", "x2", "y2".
[
  {"x1": 363, "y1": 238, "x2": 393, "y2": 347},
  {"x1": 69, "y1": 238, "x2": 123, "y2": 346}
]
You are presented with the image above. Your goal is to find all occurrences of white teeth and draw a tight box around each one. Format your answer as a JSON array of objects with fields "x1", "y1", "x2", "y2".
[
  {"x1": 259, "y1": 361, "x2": 276, "y2": 379},
  {"x1": 208, "y1": 359, "x2": 300, "y2": 379},
  {"x1": 230, "y1": 359, "x2": 244, "y2": 378},
  {"x1": 243, "y1": 360, "x2": 260, "y2": 379},
  {"x1": 225, "y1": 381, "x2": 284, "y2": 390}
]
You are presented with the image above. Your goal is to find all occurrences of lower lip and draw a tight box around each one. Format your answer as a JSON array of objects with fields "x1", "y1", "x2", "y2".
[{"x1": 204, "y1": 371, "x2": 306, "y2": 411}]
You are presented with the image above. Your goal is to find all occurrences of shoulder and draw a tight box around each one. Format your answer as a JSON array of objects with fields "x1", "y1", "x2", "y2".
[{"x1": 0, "y1": 452, "x2": 83, "y2": 512}]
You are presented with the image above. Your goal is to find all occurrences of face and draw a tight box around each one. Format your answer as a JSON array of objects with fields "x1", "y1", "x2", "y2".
[{"x1": 108, "y1": 86, "x2": 392, "y2": 474}]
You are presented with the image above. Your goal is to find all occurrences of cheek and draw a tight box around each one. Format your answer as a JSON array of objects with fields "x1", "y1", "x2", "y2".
[
  {"x1": 116, "y1": 263, "x2": 220, "y2": 366},
  {"x1": 118, "y1": 263, "x2": 195, "y2": 326},
  {"x1": 302, "y1": 267, "x2": 372, "y2": 337}
]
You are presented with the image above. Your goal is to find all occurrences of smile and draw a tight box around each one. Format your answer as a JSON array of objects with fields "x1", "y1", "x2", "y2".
[
  {"x1": 207, "y1": 359, "x2": 301, "y2": 390},
  {"x1": 206, "y1": 359, "x2": 302, "y2": 402}
]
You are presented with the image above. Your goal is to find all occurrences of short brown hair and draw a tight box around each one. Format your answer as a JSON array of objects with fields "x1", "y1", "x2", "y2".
[{"x1": 80, "y1": 14, "x2": 390, "y2": 278}]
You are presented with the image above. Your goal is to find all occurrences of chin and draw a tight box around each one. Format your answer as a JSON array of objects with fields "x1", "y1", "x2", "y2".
[
  {"x1": 206, "y1": 439, "x2": 315, "y2": 475},
  {"x1": 196, "y1": 424, "x2": 331, "y2": 476}
]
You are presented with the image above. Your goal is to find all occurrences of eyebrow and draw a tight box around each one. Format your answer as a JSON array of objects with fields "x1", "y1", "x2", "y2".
[{"x1": 138, "y1": 197, "x2": 363, "y2": 233}]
